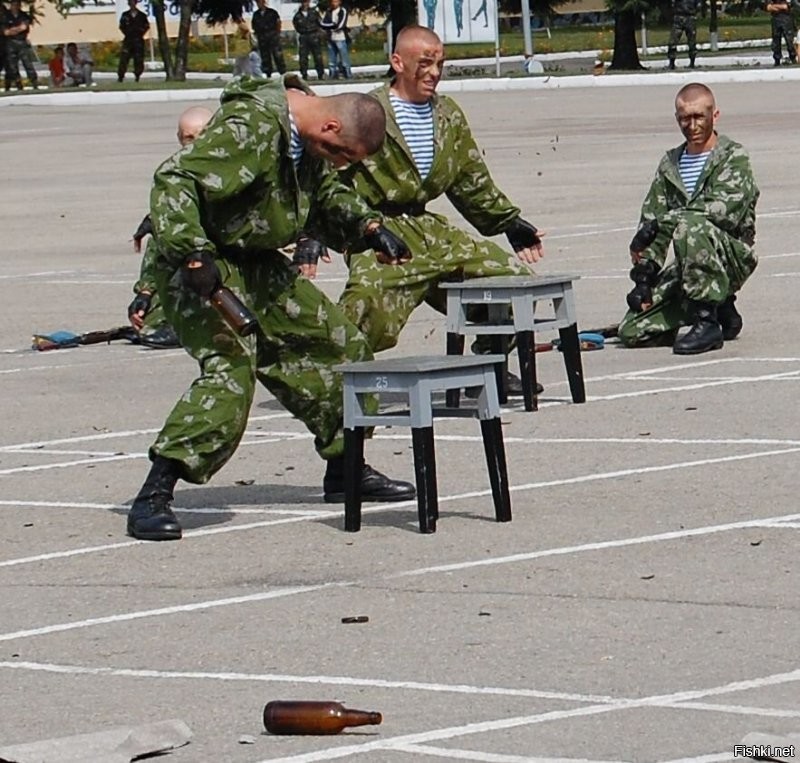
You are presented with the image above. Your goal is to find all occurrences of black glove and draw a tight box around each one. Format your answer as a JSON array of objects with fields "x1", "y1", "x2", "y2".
[
  {"x1": 292, "y1": 235, "x2": 328, "y2": 267},
  {"x1": 630, "y1": 219, "x2": 659, "y2": 253},
  {"x1": 181, "y1": 251, "x2": 222, "y2": 299},
  {"x1": 626, "y1": 259, "x2": 659, "y2": 313},
  {"x1": 133, "y1": 215, "x2": 154, "y2": 244},
  {"x1": 505, "y1": 217, "x2": 541, "y2": 252},
  {"x1": 364, "y1": 225, "x2": 411, "y2": 264},
  {"x1": 128, "y1": 291, "x2": 152, "y2": 319}
]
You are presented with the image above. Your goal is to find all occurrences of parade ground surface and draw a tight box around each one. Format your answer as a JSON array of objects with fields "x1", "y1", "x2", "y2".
[{"x1": 1, "y1": 78, "x2": 799, "y2": 762}]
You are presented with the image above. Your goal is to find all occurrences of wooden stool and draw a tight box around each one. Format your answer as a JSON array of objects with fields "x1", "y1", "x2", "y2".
[
  {"x1": 334, "y1": 355, "x2": 512, "y2": 534},
  {"x1": 440, "y1": 274, "x2": 586, "y2": 412}
]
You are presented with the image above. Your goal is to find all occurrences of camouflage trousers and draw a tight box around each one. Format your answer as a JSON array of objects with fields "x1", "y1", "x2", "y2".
[
  {"x1": 338, "y1": 212, "x2": 533, "y2": 353},
  {"x1": 667, "y1": 15, "x2": 697, "y2": 62},
  {"x1": 298, "y1": 34, "x2": 324, "y2": 79},
  {"x1": 151, "y1": 249, "x2": 372, "y2": 484},
  {"x1": 258, "y1": 35, "x2": 286, "y2": 77},
  {"x1": 618, "y1": 212, "x2": 757, "y2": 347},
  {"x1": 771, "y1": 15, "x2": 797, "y2": 62},
  {"x1": 4, "y1": 39, "x2": 38, "y2": 89}
]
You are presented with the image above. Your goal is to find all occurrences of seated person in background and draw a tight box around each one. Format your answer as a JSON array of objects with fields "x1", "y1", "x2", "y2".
[
  {"x1": 127, "y1": 106, "x2": 214, "y2": 349},
  {"x1": 48, "y1": 45, "x2": 66, "y2": 87},
  {"x1": 618, "y1": 83, "x2": 759, "y2": 355},
  {"x1": 65, "y1": 42, "x2": 94, "y2": 87}
]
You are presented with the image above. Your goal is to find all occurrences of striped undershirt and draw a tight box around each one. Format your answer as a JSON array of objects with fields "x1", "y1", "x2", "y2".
[
  {"x1": 678, "y1": 149, "x2": 710, "y2": 194},
  {"x1": 389, "y1": 92, "x2": 434, "y2": 178},
  {"x1": 288, "y1": 112, "x2": 304, "y2": 169}
]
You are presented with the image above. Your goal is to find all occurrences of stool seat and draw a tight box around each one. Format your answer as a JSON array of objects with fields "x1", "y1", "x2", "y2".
[
  {"x1": 440, "y1": 273, "x2": 586, "y2": 411},
  {"x1": 334, "y1": 354, "x2": 512, "y2": 533}
]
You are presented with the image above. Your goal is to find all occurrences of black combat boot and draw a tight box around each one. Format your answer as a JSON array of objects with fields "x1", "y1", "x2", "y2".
[
  {"x1": 323, "y1": 457, "x2": 416, "y2": 503},
  {"x1": 673, "y1": 301, "x2": 724, "y2": 355},
  {"x1": 127, "y1": 456, "x2": 183, "y2": 541},
  {"x1": 668, "y1": 58, "x2": 676, "y2": 70},
  {"x1": 689, "y1": 56, "x2": 696, "y2": 68},
  {"x1": 717, "y1": 294, "x2": 743, "y2": 341}
]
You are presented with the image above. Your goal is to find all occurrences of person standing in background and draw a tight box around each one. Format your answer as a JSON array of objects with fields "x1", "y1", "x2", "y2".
[{"x1": 117, "y1": 0, "x2": 149, "y2": 83}]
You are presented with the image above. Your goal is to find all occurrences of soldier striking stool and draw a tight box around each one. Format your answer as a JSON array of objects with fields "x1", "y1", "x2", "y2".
[
  {"x1": 440, "y1": 274, "x2": 586, "y2": 412},
  {"x1": 334, "y1": 355, "x2": 512, "y2": 534}
]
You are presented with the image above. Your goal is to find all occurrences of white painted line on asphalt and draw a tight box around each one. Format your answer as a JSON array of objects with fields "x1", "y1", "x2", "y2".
[
  {"x1": 0, "y1": 454, "x2": 142, "y2": 475},
  {"x1": 664, "y1": 701, "x2": 800, "y2": 719},
  {"x1": 0, "y1": 499, "x2": 331, "y2": 516},
  {"x1": 388, "y1": 745, "x2": 624, "y2": 763},
  {"x1": 2, "y1": 447, "x2": 800, "y2": 571},
  {"x1": 3, "y1": 661, "x2": 796, "y2": 724},
  {"x1": 0, "y1": 661, "x2": 616, "y2": 704},
  {"x1": 2, "y1": 507, "x2": 800, "y2": 639},
  {"x1": 249, "y1": 670, "x2": 800, "y2": 763}
]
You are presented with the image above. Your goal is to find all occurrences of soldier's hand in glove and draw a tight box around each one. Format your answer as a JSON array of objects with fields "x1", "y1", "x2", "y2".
[
  {"x1": 128, "y1": 291, "x2": 152, "y2": 331},
  {"x1": 505, "y1": 217, "x2": 545, "y2": 264},
  {"x1": 629, "y1": 219, "x2": 659, "y2": 263},
  {"x1": 292, "y1": 234, "x2": 331, "y2": 279},
  {"x1": 182, "y1": 251, "x2": 222, "y2": 299},
  {"x1": 132, "y1": 215, "x2": 154, "y2": 254},
  {"x1": 365, "y1": 224, "x2": 412, "y2": 265},
  {"x1": 626, "y1": 259, "x2": 659, "y2": 313}
]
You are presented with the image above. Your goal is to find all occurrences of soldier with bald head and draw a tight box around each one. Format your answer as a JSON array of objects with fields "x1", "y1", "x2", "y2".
[
  {"x1": 326, "y1": 25, "x2": 546, "y2": 398},
  {"x1": 620, "y1": 83, "x2": 759, "y2": 355},
  {"x1": 125, "y1": 77, "x2": 416, "y2": 542}
]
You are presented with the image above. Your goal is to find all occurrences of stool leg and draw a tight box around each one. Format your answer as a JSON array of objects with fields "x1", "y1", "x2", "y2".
[
  {"x1": 343, "y1": 427, "x2": 365, "y2": 532},
  {"x1": 445, "y1": 332, "x2": 465, "y2": 408},
  {"x1": 480, "y1": 417, "x2": 512, "y2": 523},
  {"x1": 558, "y1": 323, "x2": 586, "y2": 404},
  {"x1": 411, "y1": 426, "x2": 438, "y2": 533},
  {"x1": 490, "y1": 335, "x2": 508, "y2": 404},
  {"x1": 516, "y1": 330, "x2": 538, "y2": 412}
]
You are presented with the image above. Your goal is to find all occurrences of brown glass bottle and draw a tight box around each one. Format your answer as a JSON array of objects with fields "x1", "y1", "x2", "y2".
[
  {"x1": 262, "y1": 700, "x2": 382, "y2": 735},
  {"x1": 209, "y1": 286, "x2": 258, "y2": 337}
]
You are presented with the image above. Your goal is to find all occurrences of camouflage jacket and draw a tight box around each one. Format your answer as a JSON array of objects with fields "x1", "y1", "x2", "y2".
[
  {"x1": 337, "y1": 83, "x2": 520, "y2": 239},
  {"x1": 638, "y1": 133, "x2": 759, "y2": 267},
  {"x1": 150, "y1": 77, "x2": 378, "y2": 268}
]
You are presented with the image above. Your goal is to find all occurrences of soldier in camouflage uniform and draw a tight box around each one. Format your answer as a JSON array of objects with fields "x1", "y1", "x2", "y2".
[
  {"x1": 117, "y1": 0, "x2": 149, "y2": 83},
  {"x1": 2, "y1": 0, "x2": 39, "y2": 91},
  {"x1": 325, "y1": 26, "x2": 544, "y2": 396},
  {"x1": 292, "y1": 0, "x2": 325, "y2": 80},
  {"x1": 619, "y1": 83, "x2": 759, "y2": 355},
  {"x1": 128, "y1": 107, "x2": 214, "y2": 350},
  {"x1": 127, "y1": 77, "x2": 415, "y2": 542},
  {"x1": 667, "y1": 0, "x2": 699, "y2": 69},
  {"x1": 252, "y1": 0, "x2": 286, "y2": 78},
  {"x1": 766, "y1": 0, "x2": 797, "y2": 65}
]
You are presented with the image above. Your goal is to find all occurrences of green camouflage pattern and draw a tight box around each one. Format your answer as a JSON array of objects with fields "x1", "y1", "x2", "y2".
[
  {"x1": 146, "y1": 77, "x2": 377, "y2": 483},
  {"x1": 133, "y1": 238, "x2": 169, "y2": 338},
  {"x1": 619, "y1": 133, "x2": 759, "y2": 347},
  {"x1": 333, "y1": 84, "x2": 532, "y2": 353},
  {"x1": 667, "y1": 14, "x2": 697, "y2": 62}
]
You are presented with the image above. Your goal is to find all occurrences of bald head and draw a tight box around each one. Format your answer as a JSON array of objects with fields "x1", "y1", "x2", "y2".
[
  {"x1": 394, "y1": 24, "x2": 441, "y2": 55},
  {"x1": 390, "y1": 25, "x2": 445, "y2": 103},
  {"x1": 326, "y1": 93, "x2": 386, "y2": 156},
  {"x1": 675, "y1": 82, "x2": 716, "y2": 111},
  {"x1": 177, "y1": 106, "x2": 213, "y2": 146},
  {"x1": 674, "y1": 82, "x2": 719, "y2": 154}
]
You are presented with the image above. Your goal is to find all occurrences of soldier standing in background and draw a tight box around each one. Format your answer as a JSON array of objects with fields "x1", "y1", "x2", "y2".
[
  {"x1": 292, "y1": 0, "x2": 324, "y2": 80},
  {"x1": 3, "y1": 0, "x2": 39, "y2": 91},
  {"x1": 117, "y1": 0, "x2": 150, "y2": 83},
  {"x1": 252, "y1": 0, "x2": 286, "y2": 78},
  {"x1": 766, "y1": 0, "x2": 797, "y2": 65},
  {"x1": 667, "y1": 0, "x2": 698, "y2": 70}
]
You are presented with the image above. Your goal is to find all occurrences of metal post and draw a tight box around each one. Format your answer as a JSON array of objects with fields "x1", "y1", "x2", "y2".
[
  {"x1": 640, "y1": 11, "x2": 647, "y2": 56},
  {"x1": 494, "y1": 0, "x2": 500, "y2": 77},
  {"x1": 709, "y1": 0, "x2": 719, "y2": 51},
  {"x1": 521, "y1": 0, "x2": 533, "y2": 57}
]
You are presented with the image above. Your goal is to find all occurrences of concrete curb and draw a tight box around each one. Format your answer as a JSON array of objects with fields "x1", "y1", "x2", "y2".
[{"x1": 2, "y1": 45, "x2": 798, "y2": 106}]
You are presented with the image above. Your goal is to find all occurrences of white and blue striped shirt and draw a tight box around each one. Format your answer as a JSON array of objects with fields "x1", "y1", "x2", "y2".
[
  {"x1": 678, "y1": 149, "x2": 710, "y2": 194},
  {"x1": 389, "y1": 92, "x2": 435, "y2": 179},
  {"x1": 288, "y1": 113, "x2": 304, "y2": 169}
]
